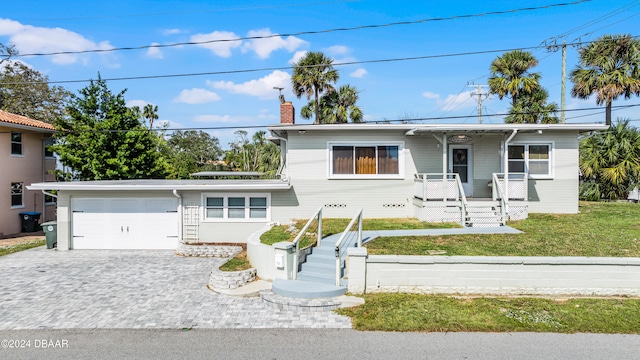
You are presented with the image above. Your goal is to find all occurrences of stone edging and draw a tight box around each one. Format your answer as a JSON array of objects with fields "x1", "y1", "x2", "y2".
[
  {"x1": 175, "y1": 242, "x2": 242, "y2": 258},
  {"x1": 259, "y1": 290, "x2": 341, "y2": 312},
  {"x1": 208, "y1": 267, "x2": 257, "y2": 290}
]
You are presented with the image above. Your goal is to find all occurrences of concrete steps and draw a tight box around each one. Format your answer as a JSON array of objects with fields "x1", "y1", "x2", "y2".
[{"x1": 465, "y1": 201, "x2": 504, "y2": 227}]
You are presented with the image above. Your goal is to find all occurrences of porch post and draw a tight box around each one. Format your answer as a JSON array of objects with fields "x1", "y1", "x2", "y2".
[
  {"x1": 442, "y1": 133, "x2": 447, "y2": 201},
  {"x1": 503, "y1": 130, "x2": 518, "y2": 208}
]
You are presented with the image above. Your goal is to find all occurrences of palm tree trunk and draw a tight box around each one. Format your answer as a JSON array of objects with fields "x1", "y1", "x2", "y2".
[
  {"x1": 314, "y1": 88, "x2": 320, "y2": 124},
  {"x1": 606, "y1": 100, "x2": 612, "y2": 126}
]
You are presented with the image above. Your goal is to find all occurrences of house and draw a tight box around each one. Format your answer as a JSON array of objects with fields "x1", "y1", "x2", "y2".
[
  {"x1": 27, "y1": 102, "x2": 607, "y2": 250},
  {"x1": 0, "y1": 110, "x2": 56, "y2": 237}
]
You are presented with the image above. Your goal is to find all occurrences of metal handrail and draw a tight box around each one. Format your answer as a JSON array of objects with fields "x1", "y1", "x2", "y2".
[
  {"x1": 291, "y1": 207, "x2": 323, "y2": 280},
  {"x1": 334, "y1": 209, "x2": 363, "y2": 286},
  {"x1": 492, "y1": 173, "x2": 507, "y2": 225},
  {"x1": 453, "y1": 173, "x2": 467, "y2": 226}
]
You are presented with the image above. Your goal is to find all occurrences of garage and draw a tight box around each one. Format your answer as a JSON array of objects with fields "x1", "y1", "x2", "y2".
[{"x1": 72, "y1": 197, "x2": 179, "y2": 249}]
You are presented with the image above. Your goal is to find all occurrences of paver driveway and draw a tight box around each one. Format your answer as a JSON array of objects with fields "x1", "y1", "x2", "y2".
[{"x1": 0, "y1": 247, "x2": 351, "y2": 329}]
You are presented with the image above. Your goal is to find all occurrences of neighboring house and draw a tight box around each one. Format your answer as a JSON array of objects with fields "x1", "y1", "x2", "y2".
[
  {"x1": 0, "y1": 110, "x2": 56, "y2": 237},
  {"x1": 28, "y1": 102, "x2": 607, "y2": 250}
]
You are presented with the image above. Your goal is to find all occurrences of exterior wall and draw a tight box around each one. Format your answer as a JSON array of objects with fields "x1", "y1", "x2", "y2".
[
  {"x1": 348, "y1": 252, "x2": 640, "y2": 296},
  {"x1": 0, "y1": 127, "x2": 54, "y2": 236}
]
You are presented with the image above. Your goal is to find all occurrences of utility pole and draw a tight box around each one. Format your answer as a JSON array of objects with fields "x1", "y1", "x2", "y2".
[
  {"x1": 547, "y1": 38, "x2": 579, "y2": 123},
  {"x1": 469, "y1": 84, "x2": 489, "y2": 123}
]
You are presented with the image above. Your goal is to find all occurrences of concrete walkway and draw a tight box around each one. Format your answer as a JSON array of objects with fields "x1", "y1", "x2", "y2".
[{"x1": 0, "y1": 247, "x2": 351, "y2": 330}]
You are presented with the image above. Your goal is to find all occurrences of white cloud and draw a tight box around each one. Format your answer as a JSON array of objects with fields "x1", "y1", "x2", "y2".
[
  {"x1": 193, "y1": 115, "x2": 246, "y2": 123},
  {"x1": 0, "y1": 18, "x2": 114, "y2": 65},
  {"x1": 162, "y1": 28, "x2": 183, "y2": 36},
  {"x1": 439, "y1": 91, "x2": 475, "y2": 110},
  {"x1": 173, "y1": 88, "x2": 221, "y2": 104},
  {"x1": 289, "y1": 50, "x2": 307, "y2": 64},
  {"x1": 324, "y1": 45, "x2": 349, "y2": 55},
  {"x1": 190, "y1": 31, "x2": 242, "y2": 57},
  {"x1": 208, "y1": 70, "x2": 291, "y2": 99},
  {"x1": 146, "y1": 42, "x2": 163, "y2": 59},
  {"x1": 350, "y1": 68, "x2": 367, "y2": 78},
  {"x1": 422, "y1": 91, "x2": 440, "y2": 100},
  {"x1": 126, "y1": 100, "x2": 152, "y2": 108},
  {"x1": 242, "y1": 28, "x2": 306, "y2": 59}
]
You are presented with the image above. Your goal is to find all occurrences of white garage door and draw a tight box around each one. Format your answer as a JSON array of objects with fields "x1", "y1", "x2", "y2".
[{"x1": 72, "y1": 198, "x2": 179, "y2": 249}]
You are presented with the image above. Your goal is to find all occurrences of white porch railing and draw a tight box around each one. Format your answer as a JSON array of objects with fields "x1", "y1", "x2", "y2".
[
  {"x1": 291, "y1": 207, "x2": 323, "y2": 280},
  {"x1": 414, "y1": 173, "x2": 467, "y2": 227},
  {"x1": 334, "y1": 209, "x2": 363, "y2": 286},
  {"x1": 492, "y1": 173, "x2": 528, "y2": 201}
]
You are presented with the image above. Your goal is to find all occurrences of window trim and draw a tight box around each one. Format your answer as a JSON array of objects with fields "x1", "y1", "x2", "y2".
[
  {"x1": 44, "y1": 136, "x2": 55, "y2": 159},
  {"x1": 11, "y1": 132, "x2": 23, "y2": 156},
  {"x1": 506, "y1": 141, "x2": 554, "y2": 179},
  {"x1": 201, "y1": 193, "x2": 271, "y2": 222},
  {"x1": 327, "y1": 141, "x2": 404, "y2": 179},
  {"x1": 11, "y1": 182, "x2": 24, "y2": 209}
]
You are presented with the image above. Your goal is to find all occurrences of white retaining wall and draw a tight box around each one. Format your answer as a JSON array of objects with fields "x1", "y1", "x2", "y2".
[
  {"x1": 246, "y1": 226, "x2": 276, "y2": 281},
  {"x1": 347, "y1": 249, "x2": 640, "y2": 296}
]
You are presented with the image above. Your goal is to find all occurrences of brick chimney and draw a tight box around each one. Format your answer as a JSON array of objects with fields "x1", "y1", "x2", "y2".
[{"x1": 280, "y1": 101, "x2": 295, "y2": 125}]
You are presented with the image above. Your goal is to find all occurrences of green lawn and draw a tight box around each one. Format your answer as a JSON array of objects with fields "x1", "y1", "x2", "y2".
[
  {"x1": 0, "y1": 240, "x2": 46, "y2": 257},
  {"x1": 337, "y1": 294, "x2": 640, "y2": 333},
  {"x1": 365, "y1": 202, "x2": 640, "y2": 257}
]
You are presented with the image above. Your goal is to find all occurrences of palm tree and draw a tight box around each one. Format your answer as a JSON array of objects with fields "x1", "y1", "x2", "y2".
[
  {"x1": 143, "y1": 104, "x2": 159, "y2": 130},
  {"x1": 301, "y1": 85, "x2": 363, "y2": 123},
  {"x1": 570, "y1": 34, "x2": 640, "y2": 125},
  {"x1": 488, "y1": 50, "x2": 541, "y2": 107},
  {"x1": 580, "y1": 120, "x2": 640, "y2": 200},
  {"x1": 506, "y1": 87, "x2": 559, "y2": 124},
  {"x1": 291, "y1": 51, "x2": 339, "y2": 124}
]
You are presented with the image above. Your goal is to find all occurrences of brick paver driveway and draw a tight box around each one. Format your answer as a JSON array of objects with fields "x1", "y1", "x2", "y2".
[{"x1": 0, "y1": 247, "x2": 351, "y2": 329}]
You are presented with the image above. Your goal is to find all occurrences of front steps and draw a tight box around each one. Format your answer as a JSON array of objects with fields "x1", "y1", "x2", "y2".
[{"x1": 465, "y1": 201, "x2": 504, "y2": 227}]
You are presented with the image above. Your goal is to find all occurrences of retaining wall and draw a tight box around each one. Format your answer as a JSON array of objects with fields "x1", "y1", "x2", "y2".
[{"x1": 347, "y1": 249, "x2": 640, "y2": 296}]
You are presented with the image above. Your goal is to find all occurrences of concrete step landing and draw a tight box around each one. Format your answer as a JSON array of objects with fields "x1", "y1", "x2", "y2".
[
  {"x1": 260, "y1": 289, "x2": 362, "y2": 312},
  {"x1": 271, "y1": 278, "x2": 347, "y2": 299}
]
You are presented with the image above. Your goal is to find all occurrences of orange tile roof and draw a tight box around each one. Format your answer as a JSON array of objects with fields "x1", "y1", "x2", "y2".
[{"x1": 0, "y1": 110, "x2": 55, "y2": 131}]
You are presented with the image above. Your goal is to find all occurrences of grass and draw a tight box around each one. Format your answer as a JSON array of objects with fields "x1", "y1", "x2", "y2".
[
  {"x1": 365, "y1": 202, "x2": 640, "y2": 256},
  {"x1": 261, "y1": 218, "x2": 459, "y2": 248},
  {"x1": 0, "y1": 239, "x2": 46, "y2": 257},
  {"x1": 336, "y1": 293, "x2": 640, "y2": 333},
  {"x1": 219, "y1": 250, "x2": 252, "y2": 271}
]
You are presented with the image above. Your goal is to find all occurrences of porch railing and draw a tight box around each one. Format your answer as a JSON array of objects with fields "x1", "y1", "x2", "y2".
[
  {"x1": 491, "y1": 173, "x2": 507, "y2": 225},
  {"x1": 492, "y1": 173, "x2": 528, "y2": 201},
  {"x1": 291, "y1": 207, "x2": 323, "y2": 280},
  {"x1": 334, "y1": 209, "x2": 363, "y2": 286},
  {"x1": 415, "y1": 173, "x2": 467, "y2": 226}
]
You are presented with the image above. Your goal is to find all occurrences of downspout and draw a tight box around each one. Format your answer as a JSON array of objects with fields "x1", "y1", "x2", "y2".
[
  {"x1": 503, "y1": 130, "x2": 518, "y2": 212},
  {"x1": 269, "y1": 133, "x2": 288, "y2": 181},
  {"x1": 172, "y1": 190, "x2": 183, "y2": 242}
]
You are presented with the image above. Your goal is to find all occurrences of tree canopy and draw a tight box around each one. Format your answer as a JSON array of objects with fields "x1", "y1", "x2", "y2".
[
  {"x1": 291, "y1": 51, "x2": 340, "y2": 124},
  {"x1": 571, "y1": 34, "x2": 640, "y2": 125},
  {"x1": 51, "y1": 76, "x2": 171, "y2": 180},
  {"x1": 301, "y1": 84, "x2": 363, "y2": 123},
  {"x1": 166, "y1": 130, "x2": 223, "y2": 178},
  {"x1": 224, "y1": 130, "x2": 280, "y2": 178}
]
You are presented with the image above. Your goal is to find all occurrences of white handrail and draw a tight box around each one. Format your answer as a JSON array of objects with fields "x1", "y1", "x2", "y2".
[
  {"x1": 334, "y1": 209, "x2": 363, "y2": 286},
  {"x1": 291, "y1": 207, "x2": 323, "y2": 280},
  {"x1": 492, "y1": 173, "x2": 507, "y2": 225},
  {"x1": 453, "y1": 173, "x2": 467, "y2": 226}
]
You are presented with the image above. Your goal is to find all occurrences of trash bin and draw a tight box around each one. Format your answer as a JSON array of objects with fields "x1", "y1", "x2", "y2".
[
  {"x1": 19, "y1": 212, "x2": 41, "y2": 233},
  {"x1": 41, "y1": 221, "x2": 57, "y2": 249}
]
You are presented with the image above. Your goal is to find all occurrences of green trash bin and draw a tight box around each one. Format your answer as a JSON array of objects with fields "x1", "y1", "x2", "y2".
[{"x1": 41, "y1": 221, "x2": 57, "y2": 249}]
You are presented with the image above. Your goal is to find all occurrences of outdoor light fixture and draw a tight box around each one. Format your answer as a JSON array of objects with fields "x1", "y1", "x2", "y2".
[{"x1": 447, "y1": 134, "x2": 472, "y2": 143}]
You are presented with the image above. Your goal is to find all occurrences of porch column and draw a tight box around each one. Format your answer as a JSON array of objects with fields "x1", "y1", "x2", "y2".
[
  {"x1": 503, "y1": 130, "x2": 518, "y2": 206},
  {"x1": 442, "y1": 134, "x2": 447, "y2": 202}
]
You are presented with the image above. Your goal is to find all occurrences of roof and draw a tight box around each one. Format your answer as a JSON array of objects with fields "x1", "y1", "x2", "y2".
[
  {"x1": 268, "y1": 123, "x2": 608, "y2": 134},
  {"x1": 27, "y1": 179, "x2": 291, "y2": 191},
  {"x1": 0, "y1": 110, "x2": 55, "y2": 131}
]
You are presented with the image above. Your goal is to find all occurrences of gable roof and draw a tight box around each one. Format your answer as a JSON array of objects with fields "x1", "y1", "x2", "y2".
[{"x1": 0, "y1": 110, "x2": 55, "y2": 131}]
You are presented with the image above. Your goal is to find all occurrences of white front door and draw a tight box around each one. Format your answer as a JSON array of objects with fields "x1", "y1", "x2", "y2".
[{"x1": 449, "y1": 145, "x2": 473, "y2": 196}]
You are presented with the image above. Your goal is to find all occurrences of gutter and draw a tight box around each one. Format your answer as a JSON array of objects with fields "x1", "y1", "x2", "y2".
[{"x1": 172, "y1": 190, "x2": 183, "y2": 242}]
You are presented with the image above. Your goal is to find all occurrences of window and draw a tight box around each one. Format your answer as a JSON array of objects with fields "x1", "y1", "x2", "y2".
[
  {"x1": 11, "y1": 182, "x2": 23, "y2": 208},
  {"x1": 44, "y1": 137, "x2": 55, "y2": 158},
  {"x1": 330, "y1": 143, "x2": 402, "y2": 178},
  {"x1": 203, "y1": 193, "x2": 269, "y2": 221},
  {"x1": 508, "y1": 143, "x2": 552, "y2": 178},
  {"x1": 44, "y1": 194, "x2": 57, "y2": 205},
  {"x1": 11, "y1": 132, "x2": 22, "y2": 155}
]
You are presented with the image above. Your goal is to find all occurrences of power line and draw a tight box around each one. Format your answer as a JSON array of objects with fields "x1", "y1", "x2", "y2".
[
  {"x1": 6, "y1": 36, "x2": 632, "y2": 87},
  {"x1": 12, "y1": 0, "x2": 591, "y2": 58}
]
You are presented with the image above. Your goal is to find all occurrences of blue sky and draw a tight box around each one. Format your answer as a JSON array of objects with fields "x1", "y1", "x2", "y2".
[{"x1": 1, "y1": 0, "x2": 639, "y2": 147}]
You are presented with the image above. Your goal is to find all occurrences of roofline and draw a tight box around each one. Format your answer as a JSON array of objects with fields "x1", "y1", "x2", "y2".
[
  {"x1": 0, "y1": 122, "x2": 55, "y2": 133},
  {"x1": 267, "y1": 123, "x2": 609, "y2": 132},
  {"x1": 27, "y1": 181, "x2": 292, "y2": 191}
]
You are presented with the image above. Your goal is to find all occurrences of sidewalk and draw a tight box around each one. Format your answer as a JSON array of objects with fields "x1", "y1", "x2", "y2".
[{"x1": 0, "y1": 231, "x2": 45, "y2": 248}]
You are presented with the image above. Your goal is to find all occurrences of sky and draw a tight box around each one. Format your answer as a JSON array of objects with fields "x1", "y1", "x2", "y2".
[{"x1": 1, "y1": 0, "x2": 639, "y2": 148}]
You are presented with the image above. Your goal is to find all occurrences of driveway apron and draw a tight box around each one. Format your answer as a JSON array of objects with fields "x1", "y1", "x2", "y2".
[{"x1": 0, "y1": 247, "x2": 351, "y2": 329}]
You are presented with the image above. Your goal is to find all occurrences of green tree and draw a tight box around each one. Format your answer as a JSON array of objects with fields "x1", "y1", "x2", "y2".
[
  {"x1": 570, "y1": 34, "x2": 640, "y2": 126},
  {"x1": 224, "y1": 130, "x2": 280, "y2": 178},
  {"x1": 488, "y1": 50, "x2": 541, "y2": 107},
  {"x1": 0, "y1": 43, "x2": 17, "y2": 64},
  {"x1": 0, "y1": 61, "x2": 71, "y2": 122},
  {"x1": 505, "y1": 87, "x2": 559, "y2": 124},
  {"x1": 291, "y1": 51, "x2": 339, "y2": 124},
  {"x1": 301, "y1": 84, "x2": 363, "y2": 123},
  {"x1": 51, "y1": 75, "x2": 171, "y2": 180},
  {"x1": 143, "y1": 103, "x2": 159, "y2": 130},
  {"x1": 167, "y1": 130, "x2": 223, "y2": 178},
  {"x1": 579, "y1": 120, "x2": 640, "y2": 200}
]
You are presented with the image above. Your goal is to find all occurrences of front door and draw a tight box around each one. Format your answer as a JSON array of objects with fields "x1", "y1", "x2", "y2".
[{"x1": 449, "y1": 145, "x2": 473, "y2": 196}]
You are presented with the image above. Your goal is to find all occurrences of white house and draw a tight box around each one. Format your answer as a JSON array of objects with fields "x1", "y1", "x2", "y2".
[{"x1": 28, "y1": 102, "x2": 606, "y2": 250}]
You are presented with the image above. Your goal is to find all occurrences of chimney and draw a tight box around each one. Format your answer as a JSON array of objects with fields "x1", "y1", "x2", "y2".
[{"x1": 280, "y1": 101, "x2": 295, "y2": 125}]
